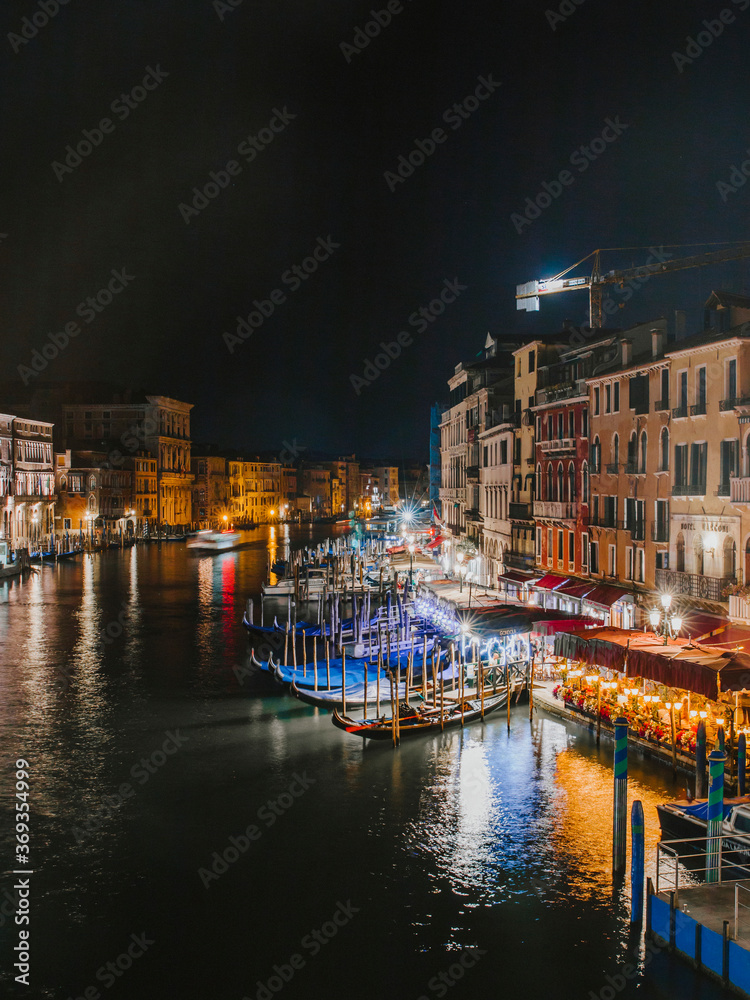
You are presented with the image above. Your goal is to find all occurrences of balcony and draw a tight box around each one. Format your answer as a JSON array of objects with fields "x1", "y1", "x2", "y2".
[
  {"x1": 508, "y1": 502, "x2": 533, "y2": 521},
  {"x1": 465, "y1": 508, "x2": 483, "y2": 523},
  {"x1": 466, "y1": 466, "x2": 480, "y2": 481},
  {"x1": 672, "y1": 405, "x2": 688, "y2": 419},
  {"x1": 535, "y1": 379, "x2": 588, "y2": 405},
  {"x1": 651, "y1": 523, "x2": 669, "y2": 543},
  {"x1": 587, "y1": 513, "x2": 616, "y2": 528},
  {"x1": 624, "y1": 461, "x2": 641, "y2": 475},
  {"x1": 605, "y1": 463, "x2": 619, "y2": 474},
  {"x1": 539, "y1": 437, "x2": 576, "y2": 453},
  {"x1": 533, "y1": 500, "x2": 576, "y2": 521},
  {"x1": 629, "y1": 522, "x2": 646, "y2": 541},
  {"x1": 671, "y1": 481, "x2": 706, "y2": 498},
  {"x1": 715, "y1": 482, "x2": 731, "y2": 497},
  {"x1": 720, "y1": 396, "x2": 750, "y2": 411},
  {"x1": 730, "y1": 594, "x2": 750, "y2": 622},
  {"x1": 655, "y1": 568, "x2": 734, "y2": 603},
  {"x1": 506, "y1": 551, "x2": 536, "y2": 571},
  {"x1": 690, "y1": 402, "x2": 707, "y2": 416},
  {"x1": 654, "y1": 399, "x2": 669, "y2": 412},
  {"x1": 730, "y1": 477, "x2": 750, "y2": 504}
]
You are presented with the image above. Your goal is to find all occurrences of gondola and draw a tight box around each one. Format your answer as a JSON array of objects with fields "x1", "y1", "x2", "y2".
[
  {"x1": 331, "y1": 688, "x2": 510, "y2": 741},
  {"x1": 289, "y1": 661, "x2": 458, "y2": 711}
]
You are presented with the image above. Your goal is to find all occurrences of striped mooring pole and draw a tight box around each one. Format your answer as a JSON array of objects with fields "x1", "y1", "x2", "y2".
[
  {"x1": 613, "y1": 716, "x2": 628, "y2": 874},
  {"x1": 706, "y1": 749, "x2": 727, "y2": 884},
  {"x1": 739, "y1": 733, "x2": 746, "y2": 797},
  {"x1": 630, "y1": 800, "x2": 644, "y2": 923},
  {"x1": 696, "y1": 720, "x2": 707, "y2": 798}
]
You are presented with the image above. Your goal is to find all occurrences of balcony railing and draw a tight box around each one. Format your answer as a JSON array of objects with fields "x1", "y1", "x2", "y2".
[
  {"x1": 654, "y1": 399, "x2": 669, "y2": 412},
  {"x1": 651, "y1": 523, "x2": 669, "y2": 542},
  {"x1": 672, "y1": 405, "x2": 688, "y2": 418},
  {"x1": 671, "y1": 481, "x2": 706, "y2": 497},
  {"x1": 533, "y1": 500, "x2": 576, "y2": 520},
  {"x1": 731, "y1": 477, "x2": 750, "y2": 503},
  {"x1": 587, "y1": 513, "x2": 617, "y2": 529},
  {"x1": 624, "y1": 461, "x2": 641, "y2": 475},
  {"x1": 605, "y1": 463, "x2": 619, "y2": 474},
  {"x1": 655, "y1": 568, "x2": 734, "y2": 602},
  {"x1": 508, "y1": 502, "x2": 533, "y2": 520},
  {"x1": 715, "y1": 482, "x2": 731, "y2": 497},
  {"x1": 690, "y1": 402, "x2": 707, "y2": 416},
  {"x1": 539, "y1": 438, "x2": 576, "y2": 453},
  {"x1": 505, "y1": 551, "x2": 536, "y2": 571},
  {"x1": 720, "y1": 396, "x2": 750, "y2": 411}
]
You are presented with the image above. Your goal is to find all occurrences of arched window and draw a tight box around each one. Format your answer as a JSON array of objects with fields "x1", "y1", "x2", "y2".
[
  {"x1": 640, "y1": 432, "x2": 647, "y2": 473},
  {"x1": 660, "y1": 427, "x2": 669, "y2": 471},
  {"x1": 536, "y1": 463, "x2": 542, "y2": 499},
  {"x1": 676, "y1": 531, "x2": 685, "y2": 572},
  {"x1": 593, "y1": 435, "x2": 601, "y2": 473},
  {"x1": 89, "y1": 475, "x2": 96, "y2": 489},
  {"x1": 568, "y1": 462, "x2": 575, "y2": 501},
  {"x1": 546, "y1": 465, "x2": 553, "y2": 501},
  {"x1": 694, "y1": 533, "x2": 704, "y2": 575},
  {"x1": 612, "y1": 433, "x2": 619, "y2": 467},
  {"x1": 582, "y1": 461, "x2": 589, "y2": 503},
  {"x1": 725, "y1": 536, "x2": 737, "y2": 580},
  {"x1": 627, "y1": 432, "x2": 637, "y2": 471},
  {"x1": 557, "y1": 463, "x2": 564, "y2": 501}
]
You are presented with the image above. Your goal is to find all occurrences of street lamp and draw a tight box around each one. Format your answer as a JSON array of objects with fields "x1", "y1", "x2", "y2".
[{"x1": 649, "y1": 594, "x2": 682, "y2": 645}]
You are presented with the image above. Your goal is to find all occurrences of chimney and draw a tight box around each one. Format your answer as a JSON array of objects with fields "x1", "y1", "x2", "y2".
[
  {"x1": 621, "y1": 339, "x2": 632, "y2": 366},
  {"x1": 675, "y1": 309, "x2": 686, "y2": 339},
  {"x1": 651, "y1": 327, "x2": 664, "y2": 357}
]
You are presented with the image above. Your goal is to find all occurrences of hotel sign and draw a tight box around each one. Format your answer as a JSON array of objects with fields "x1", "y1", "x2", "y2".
[{"x1": 680, "y1": 522, "x2": 730, "y2": 532}]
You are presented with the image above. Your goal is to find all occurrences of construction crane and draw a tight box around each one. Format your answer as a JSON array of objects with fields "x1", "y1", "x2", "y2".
[{"x1": 516, "y1": 242, "x2": 750, "y2": 330}]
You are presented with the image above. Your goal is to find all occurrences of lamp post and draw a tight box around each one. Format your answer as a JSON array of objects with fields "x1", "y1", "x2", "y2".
[
  {"x1": 648, "y1": 593, "x2": 683, "y2": 645},
  {"x1": 407, "y1": 542, "x2": 415, "y2": 587}
]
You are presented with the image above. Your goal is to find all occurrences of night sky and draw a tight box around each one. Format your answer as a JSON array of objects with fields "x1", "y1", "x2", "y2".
[{"x1": 2, "y1": 0, "x2": 750, "y2": 460}]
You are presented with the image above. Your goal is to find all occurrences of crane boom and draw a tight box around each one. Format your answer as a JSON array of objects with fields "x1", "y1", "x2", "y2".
[{"x1": 516, "y1": 243, "x2": 750, "y2": 329}]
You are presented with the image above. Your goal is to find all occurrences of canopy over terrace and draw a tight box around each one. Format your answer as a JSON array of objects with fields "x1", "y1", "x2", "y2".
[
  {"x1": 461, "y1": 605, "x2": 597, "y2": 639},
  {"x1": 554, "y1": 627, "x2": 750, "y2": 700}
]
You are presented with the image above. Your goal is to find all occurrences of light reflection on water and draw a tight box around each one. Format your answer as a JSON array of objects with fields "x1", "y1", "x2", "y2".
[{"x1": 0, "y1": 528, "x2": 727, "y2": 1000}]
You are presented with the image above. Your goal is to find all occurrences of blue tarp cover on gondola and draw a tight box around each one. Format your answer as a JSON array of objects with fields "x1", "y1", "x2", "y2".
[{"x1": 681, "y1": 801, "x2": 733, "y2": 821}]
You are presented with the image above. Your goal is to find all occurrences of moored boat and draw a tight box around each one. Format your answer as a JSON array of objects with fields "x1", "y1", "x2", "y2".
[{"x1": 332, "y1": 688, "x2": 510, "y2": 741}]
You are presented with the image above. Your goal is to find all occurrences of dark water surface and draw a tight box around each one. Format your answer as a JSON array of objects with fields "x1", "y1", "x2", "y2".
[{"x1": 0, "y1": 526, "x2": 726, "y2": 999}]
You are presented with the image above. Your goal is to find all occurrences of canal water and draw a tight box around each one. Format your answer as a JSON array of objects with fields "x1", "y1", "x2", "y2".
[{"x1": 0, "y1": 526, "x2": 726, "y2": 999}]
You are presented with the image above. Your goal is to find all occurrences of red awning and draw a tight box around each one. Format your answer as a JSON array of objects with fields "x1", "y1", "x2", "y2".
[
  {"x1": 532, "y1": 617, "x2": 599, "y2": 636},
  {"x1": 534, "y1": 574, "x2": 568, "y2": 591},
  {"x1": 582, "y1": 584, "x2": 631, "y2": 608},
  {"x1": 556, "y1": 581, "x2": 595, "y2": 599},
  {"x1": 425, "y1": 535, "x2": 443, "y2": 549},
  {"x1": 498, "y1": 570, "x2": 536, "y2": 586}
]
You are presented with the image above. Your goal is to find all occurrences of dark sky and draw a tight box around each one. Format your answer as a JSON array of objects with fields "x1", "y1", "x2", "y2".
[{"x1": 2, "y1": 0, "x2": 750, "y2": 461}]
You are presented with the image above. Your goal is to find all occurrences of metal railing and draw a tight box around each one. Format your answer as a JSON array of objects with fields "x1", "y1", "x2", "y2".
[
  {"x1": 690, "y1": 402, "x2": 707, "y2": 416},
  {"x1": 654, "y1": 398, "x2": 670, "y2": 411},
  {"x1": 671, "y1": 481, "x2": 706, "y2": 497},
  {"x1": 736, "y1": 883, "x2": 750, "y2": 939},
  {"x1": 656, "y1": 832, "x2": 750, "y2": 895},
  {"x1": 655, "y1": 567, "x2": 734, "y2": 601},
  {"x1": 672, "y1": 404, "x2": 688, "y2": 418}
]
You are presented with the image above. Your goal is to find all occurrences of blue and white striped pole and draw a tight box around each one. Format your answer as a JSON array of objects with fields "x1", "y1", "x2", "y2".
[
  {"x1": 696, "y1": 720, "x2": 707, "y2": 798},
  {"x1": 613, "y1": 716, "x2": 628, "y2": 873},
  {"x1": 706, "y1": 749, "x2": 727, "y2": 884}
]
